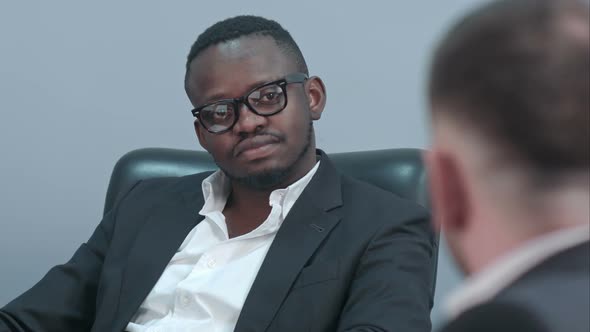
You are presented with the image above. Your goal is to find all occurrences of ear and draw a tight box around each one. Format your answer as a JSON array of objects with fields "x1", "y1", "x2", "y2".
[
  {"x1": 305, "y1": 76, "x2": 327, "y2": 120},
  {"x1": 194, "y1": 119, "x2": 210, "y2": 152},
  {"x1": 423, "y1": 148, "x2": 470, "y2": 233}
]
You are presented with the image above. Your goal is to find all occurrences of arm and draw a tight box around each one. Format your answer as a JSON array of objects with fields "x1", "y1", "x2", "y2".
[
  {"x1": 0, "y1": 181, "x2": 141, "y2": 332},
  {"x1": 337, "y1": 209, "x2": 436, "y2": 332},
  {"x1": 0, "y1": 312, "x2": 25, "y2": 332},
  {"x1": 0, "y1": 210, "x2": 116, "y2": 332}
]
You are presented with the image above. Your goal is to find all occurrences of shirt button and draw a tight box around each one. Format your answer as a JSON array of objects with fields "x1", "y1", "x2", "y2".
[
  {"x1": 207, "y1": 258, "x2": 216, "y2": 268},
  {"x1": 181, "y1": 294, "x2": 191, "y2": 306}
]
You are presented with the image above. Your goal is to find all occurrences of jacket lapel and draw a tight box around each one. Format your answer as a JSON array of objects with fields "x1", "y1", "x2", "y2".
[
  {"x1": 112, "y1": 177, "x2": 206, "y2": 331},
  {"x1": 234, "y1": 151, "x2": 343, "y2": 332}
]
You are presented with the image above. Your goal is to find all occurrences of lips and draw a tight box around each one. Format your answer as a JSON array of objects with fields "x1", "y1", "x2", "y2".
[{"x1": 233, "y1": 134, "x2": 281, "y2": 157}]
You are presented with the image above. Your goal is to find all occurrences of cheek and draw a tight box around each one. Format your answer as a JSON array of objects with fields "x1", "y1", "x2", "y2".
[
  {"x1": 201, "y1": 135, "x2": 234, "y2": 158},
  {"x1": 284, "y1": 118, "x2": 309, "y2": 145},
  {"x1": 284, "y1": 105, "x2": 312, "y2": 138}
]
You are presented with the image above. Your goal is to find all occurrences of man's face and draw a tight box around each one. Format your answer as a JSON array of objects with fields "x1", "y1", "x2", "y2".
[{"x1": 185, "y1": 36, "x2": 325, "y2": 189}]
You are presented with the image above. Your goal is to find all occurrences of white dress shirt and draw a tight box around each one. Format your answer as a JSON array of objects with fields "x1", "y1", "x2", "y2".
[
  {"x1": 126, "y1": 161, "x2": 320, "y2": 332},
  {"x1": 445, "y1": 223, "x2": 590, "y2": 319}
]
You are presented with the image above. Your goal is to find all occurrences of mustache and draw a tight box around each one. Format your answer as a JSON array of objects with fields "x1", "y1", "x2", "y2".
[{"x1": 232, "y1": 131, "x2": 285, "y2": 157}]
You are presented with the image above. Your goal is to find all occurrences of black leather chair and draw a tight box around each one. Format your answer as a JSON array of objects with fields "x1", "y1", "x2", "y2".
[
  {"x1": 104, "y1": 147, "x2": 430, "y2": 213},
  {"x1": 103, "y1": 147, "x2": 438, "y2": 304}
]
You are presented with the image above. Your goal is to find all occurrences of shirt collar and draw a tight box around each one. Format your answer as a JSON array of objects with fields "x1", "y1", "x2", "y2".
[
  {"x1": 198, "y1": 161, "x2": 321, "y2": 219},
  {"x1": 199, "y1": 170, "x2": 231, "y2": 216},
  {"x1": 276, "y1": 160, "x2": 320, "y2": 218},
  {"x1": 445, "y1": 223, "x2": 590, "y2": 319}
]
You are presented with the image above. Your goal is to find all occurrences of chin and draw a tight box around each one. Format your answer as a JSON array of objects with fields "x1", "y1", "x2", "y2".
[
  {"x1": 224, "y1": 166, "x2": 291, "y2": 190},
  {"x1": 219, "y1": 129, "x2": 313, "y2": 190}
]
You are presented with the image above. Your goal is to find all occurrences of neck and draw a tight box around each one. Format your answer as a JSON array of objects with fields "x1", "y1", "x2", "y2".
[
  {"x1": 222, "y1": 184, "x2": 272, "y2": 238},
  {"x1": 465, "y1": 186, "x2": 590, "y2": 275},
  {"x1": 226, "y1": 148, "x2": 319, "y2": 213},
  {"x1": 227, "y1": 183, "x2": 273, "y2": 211}
]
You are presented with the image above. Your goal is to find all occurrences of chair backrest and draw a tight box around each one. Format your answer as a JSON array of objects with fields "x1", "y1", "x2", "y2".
[{"x1": 104, "y1": 147, "x2": 430, "y2": 214}]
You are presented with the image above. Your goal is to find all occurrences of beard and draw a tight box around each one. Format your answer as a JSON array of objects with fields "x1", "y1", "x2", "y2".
[{"x1": 219, "y1": 121, "x2": 313, "y2": 190}]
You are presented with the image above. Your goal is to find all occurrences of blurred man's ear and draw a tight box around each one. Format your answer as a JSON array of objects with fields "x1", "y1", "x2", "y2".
[{"x1": 424, "y1": 149, "x2": 470, "y2": 233}]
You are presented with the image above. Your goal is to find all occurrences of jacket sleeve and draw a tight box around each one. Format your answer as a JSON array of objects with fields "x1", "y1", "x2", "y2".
[
  {"x1": 0, "y1": 181, "x2": 141, "y2": 332},
  {"x1": 337, "y1": 207, "x2": 436, "y2": 332}
]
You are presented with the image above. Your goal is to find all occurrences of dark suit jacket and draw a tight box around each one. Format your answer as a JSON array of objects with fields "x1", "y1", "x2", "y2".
[
  {"x1": 1, "y1": 152, "x2": 436, "y2": 332},
  {"x1": 440, "y1": 241, "x2": 590, "y2": 332}
]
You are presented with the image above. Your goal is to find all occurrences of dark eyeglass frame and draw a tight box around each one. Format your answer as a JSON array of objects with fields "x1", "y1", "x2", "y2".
[{"x1": 191, "y1": 72, "x2": 308, "y2": 134}]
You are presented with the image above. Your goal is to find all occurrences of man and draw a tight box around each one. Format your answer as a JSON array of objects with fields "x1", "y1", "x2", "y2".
[
  {"x1": 425, "y1": 0, "x2": 589, "y2": 331},
  {"x1": 0, "y1": 16, "x2": 436, "y2": 331}
]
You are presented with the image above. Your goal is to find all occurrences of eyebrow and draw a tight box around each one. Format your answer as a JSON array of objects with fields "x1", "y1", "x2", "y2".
[{"x1": 200, "y1": 76, "x2": 283, "y2": 105}]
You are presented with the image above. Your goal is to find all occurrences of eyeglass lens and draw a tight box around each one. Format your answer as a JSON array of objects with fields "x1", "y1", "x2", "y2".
[{"x1": 199, "y1": 82, "x2": 287, "y2": 132}]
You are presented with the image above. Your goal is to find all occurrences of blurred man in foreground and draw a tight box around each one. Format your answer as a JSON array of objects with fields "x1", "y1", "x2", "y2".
[{"x1": 425, "y1": 0, "x2": 589, "y2": 331}]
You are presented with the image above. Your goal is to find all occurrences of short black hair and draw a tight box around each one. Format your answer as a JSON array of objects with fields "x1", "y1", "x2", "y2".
[
  {"x1": 185, "y1": 15, "x2": 308, "y2": 75},
  {"x1": 429, "y1": 0, "x2": 589, "y2": 173}
]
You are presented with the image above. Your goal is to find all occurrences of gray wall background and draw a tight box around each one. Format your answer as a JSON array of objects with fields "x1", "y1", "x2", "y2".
[{"x1": 0, "y1": 0, "x2": 477, "y2": 328}]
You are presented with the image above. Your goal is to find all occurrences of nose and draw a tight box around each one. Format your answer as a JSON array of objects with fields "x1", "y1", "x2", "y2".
[{"x1": 232, "y1": 102, "x2": 267, "y2": 135}]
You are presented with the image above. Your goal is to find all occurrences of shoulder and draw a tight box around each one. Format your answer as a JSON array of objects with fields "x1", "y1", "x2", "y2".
[
  {"x1": 338, "y1": 173, "x2": 430, "y2": 224},
  {"x1": 332, "y1": 174, "x2": 434, "y2": 249},
  {"x1": 441, "y1": 301, "x2": 550, "y2": 332},
  {"x1": 134, "y1": 171, "x2": 213, "y2": 193},
  {"x1": 131, "y1": 171, "x2": 212, "y2": 195},
  {"x1": 493, "y1": 247, "x2": 590, "y2": 332},
  {"x1": 112, "y1": 171, "x2": 213, "y2": 207}
]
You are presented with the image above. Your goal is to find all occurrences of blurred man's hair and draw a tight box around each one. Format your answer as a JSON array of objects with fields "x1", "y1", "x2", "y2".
[{"x1": 429, "y1": 0, "x2": 589, "y2": 176}]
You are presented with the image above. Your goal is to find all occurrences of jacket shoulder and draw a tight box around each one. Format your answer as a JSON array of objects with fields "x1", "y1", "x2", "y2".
[
  {"x1": 108, "y1": 171, "x2": 213, "y2": 212},
  {"x1": 338, "y1": 174, "x2": 429, "y2": 221},
  {"x1": 494, "y1": 243, "x2": 590, "y2": 332}
]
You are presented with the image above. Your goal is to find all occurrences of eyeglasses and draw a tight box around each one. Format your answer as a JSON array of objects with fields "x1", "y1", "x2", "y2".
[{"x1": 191, "y1": 72, "x2": 308, "y2": 134}]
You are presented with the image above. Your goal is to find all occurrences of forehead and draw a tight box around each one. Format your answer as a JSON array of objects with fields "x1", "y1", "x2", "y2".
[{"x1": 186, "y1": 36, "x2": 298, "y2": 105}]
